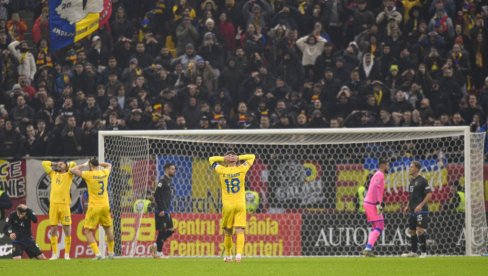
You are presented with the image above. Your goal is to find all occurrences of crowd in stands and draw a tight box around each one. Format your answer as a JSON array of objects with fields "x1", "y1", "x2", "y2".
[{"x1": 1, "y1": 0, "x2": 488, "y2": 158}]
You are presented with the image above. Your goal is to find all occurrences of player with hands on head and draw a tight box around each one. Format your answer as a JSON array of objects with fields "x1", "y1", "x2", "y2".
[
  {"x1": 70, "y1": 157, "x2": 114, "y2": 260},
  {"x1": 41, "y1": 159, "x2": 76, "y2": 260},
  {"x1": 209, "y1": 151, "x2": 255, "y2": 263}
]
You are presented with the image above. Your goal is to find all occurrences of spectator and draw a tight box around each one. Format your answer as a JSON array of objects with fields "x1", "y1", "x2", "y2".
[
  {"x1": 296, "y1": 34, "x2": 327, "y2": 79},
  {"x1": 376, "y1": 0, "x2": 403, "y2": 29},
  {"x1": 218, "y1": 12, "x2": 236, "y2": 51},
  {"x1": 181, "y1": 97, "x2": 201, "y2": 129},
  {"x1": 81, "y1": 95, "x2": 102, "y2": 123},
  {"x1": 6, "y1": 12, "x2": 27, "y2": 41},
  {"x1": 8, "y1": 40, "x2": 36, "y2": 82},
  {"x1": 61, "y1": 116, "x2": 83, "y2": 155},
  {"x1": 428, "y1": 7, "x2": 454, "y2": 40},
  {"x1": 9, "y1": 95, "x2": 35, "y2": 131},
  {"x1": 105, "y1": 113, "x2": 126, "y2": 130},
  {"x1": 0, "y1": 120, "x2": 24, "y2": 158},
  {"x1": 173, "y1": 114, "x2": 188, "y2": 130},
  {"x1": 175, "y1": 16, "x2": 199, "y2": 56},
  {"x1": 110, "y1": 6, "x2": 134, "y2": 41},
  {"x1": 81, "y1": 120, "x2": 98, "y2": 156},
  {"x1": 460, "y1": 94, "x2": 484, "y2": 124},
  {"x1": 32, "y1": 7, "x2": 49, "y2": 44}
]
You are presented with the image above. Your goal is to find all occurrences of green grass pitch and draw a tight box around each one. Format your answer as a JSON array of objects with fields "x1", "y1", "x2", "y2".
[{"x1": 1, "y1": 257, "x2": 487, "y2": 276}]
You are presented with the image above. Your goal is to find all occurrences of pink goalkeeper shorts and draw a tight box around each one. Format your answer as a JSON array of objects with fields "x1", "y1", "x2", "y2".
[{"x1": 364, "y1": 202, "x2": 384, "y2": 222}]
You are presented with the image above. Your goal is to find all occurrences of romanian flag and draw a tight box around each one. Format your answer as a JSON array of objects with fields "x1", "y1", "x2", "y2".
[{"x1": 49, "y1": 0, "x2": 112, "y2": 51}]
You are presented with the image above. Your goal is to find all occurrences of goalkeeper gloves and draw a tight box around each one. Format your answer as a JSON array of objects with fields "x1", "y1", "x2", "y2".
[{"x1": 376, "y1": 202, "x2": 384, "y2": 214}]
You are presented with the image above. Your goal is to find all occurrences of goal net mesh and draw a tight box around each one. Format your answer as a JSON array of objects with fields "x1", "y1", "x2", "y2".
[{"x1": 100, "y1": 129, "x2": 487, "y2": 257}]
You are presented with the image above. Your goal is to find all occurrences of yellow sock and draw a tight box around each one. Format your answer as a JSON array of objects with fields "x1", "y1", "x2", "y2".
[
  {"x1": 107, "y1": 240, "x2": 115, "y2": 255},
  {"x1": 50, "y1": 236, "x2": 58, "y2": 257},
  {"x1": 224, "y1": 235, "x2": 233, "y2": 256},
  {"x1": 89, "y1": 242, "x2": 100, "y2": 255},
  {"x1": 236, "y1": 232, "x2": 245, "y2": 255},
  {"x1": 65, "y1": 236, "x2": 71, "y2": 256}
]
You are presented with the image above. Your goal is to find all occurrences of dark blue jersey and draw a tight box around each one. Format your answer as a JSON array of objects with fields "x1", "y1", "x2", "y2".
[{"x1": 3, "y1": 210, "x2": 37, "y2": 242}]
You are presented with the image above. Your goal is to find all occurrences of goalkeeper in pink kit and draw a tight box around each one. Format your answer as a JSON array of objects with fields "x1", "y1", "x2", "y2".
[{"x1": 362, "y1": 158, "x2": 389, "y2": 257}]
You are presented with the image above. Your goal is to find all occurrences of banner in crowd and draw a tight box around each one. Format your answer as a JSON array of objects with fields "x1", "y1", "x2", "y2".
[
  {"x1": 26, "y1": 159, "x2": 87, "y2": 214},
  {"x1": 0, "y1": 160, "x2": 27, "y2": 216},
  {"x1": 301, "y1": 212, "x2": 466, "y2": 256},
  {"x1": 31, "y1": 213, "x2": 301, "y2": 258},
  {"x1": 49, "y1": 0, "x2": 112, "y2": 51}
]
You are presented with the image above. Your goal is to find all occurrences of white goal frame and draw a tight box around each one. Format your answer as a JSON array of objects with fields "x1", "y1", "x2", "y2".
[{"x1": 98, "y1": 126, "x2": 484, "y2": 256}]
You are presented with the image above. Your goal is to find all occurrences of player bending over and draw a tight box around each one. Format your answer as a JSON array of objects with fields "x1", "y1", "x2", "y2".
[{"x1": 3, "y1": 204, "x2": 46, "y2": 260}]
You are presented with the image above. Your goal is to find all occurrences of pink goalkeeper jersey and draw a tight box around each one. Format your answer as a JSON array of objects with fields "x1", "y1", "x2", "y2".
[{"x1": 364, "y1": 170, "x2": 385, "y2": 204}]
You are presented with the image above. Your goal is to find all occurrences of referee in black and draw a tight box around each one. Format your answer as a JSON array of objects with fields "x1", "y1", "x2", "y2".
[
  {"x1": 402, "y1": 161, "x2": 432, "y2": 258},
  {"x1": 3, "y1": 204, "x2": 46, "y2": 260},
  {"x1": 150, "y1": 163, "x2": 176, "y2": 258}
]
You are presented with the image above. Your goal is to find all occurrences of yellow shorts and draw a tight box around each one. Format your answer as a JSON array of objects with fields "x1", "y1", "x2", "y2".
[
  {"x1": 83, "y1": 206, "x2": 113, "y2": 229},
  {"x1": 49, "y1": 203, "x2": 71, "y2": 226},
  {"x1": 221, "y1": 203, "x2": 246, "y2": 229}
]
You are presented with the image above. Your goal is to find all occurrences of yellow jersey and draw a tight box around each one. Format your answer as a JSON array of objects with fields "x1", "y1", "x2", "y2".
[
  {"x1": 42, "y1": 161, "x2": 73, "y2": 205},
  {"x1": 212, "y1": 156, "x2": 255, "y2": 205},
  {"x1": 82, "y1": 169, "x2": 110, "y2": 208}
]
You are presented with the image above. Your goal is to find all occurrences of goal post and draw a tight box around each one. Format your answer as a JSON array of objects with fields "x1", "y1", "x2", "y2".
[{"x1": 98, "y1": 127, "x2": 487, "y2": 257}]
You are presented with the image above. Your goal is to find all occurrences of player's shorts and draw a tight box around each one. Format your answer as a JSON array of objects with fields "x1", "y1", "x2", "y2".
[
  {"x1": 49, "y1": 203, "x2": 72, "y2": 226},
  {"x1": 83, "y1": 206, "x2": 113, "y2": 229},
  {"x1": 155, "y1": 212, "x2": 173, "y2": 231},
  {"x1": 12, "y1": 240, "x2": 43, "y2": 258},
  {"x1": 408, "y1": 211, "x2": 429, "y2": 230},
  {"x1": 364, "y1": 202, "x2": 384, "y2": 223},
  {"x1": 221, "y1": 202, "x2": 246, "y2": 229}
]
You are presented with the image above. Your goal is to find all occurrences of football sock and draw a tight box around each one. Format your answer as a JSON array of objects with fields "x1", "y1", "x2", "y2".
[
  {"x1": 367, "y1": 228, "x2": 381, "y2": 249},
  {"x1": 418, "y1": 234, "x2": 426, "y2": 253},
  {"x1": 108, "y1": 240, "x2": 115, "y2": 254},
  {"x1": 50, "y1": 235, "x2": 58, "y2": 257},
  {"x1": 65, "y1": 236, "x2": 71, "y2": 256},
  {"x1": 156, "y1": 231, "x2": 164, "y2": 252},
  {"x1": 411, "y1": 235, "x2": 418, "y2": 253},
  {"x1": 236, "y1": 233, "x2": 245, "y2": 255},
  {"x1": 224, "y1": 235, "x2": 232, "y2": 256},
  {"x1": 89, "y1": 242, "x2": 100, "y2": 255}
]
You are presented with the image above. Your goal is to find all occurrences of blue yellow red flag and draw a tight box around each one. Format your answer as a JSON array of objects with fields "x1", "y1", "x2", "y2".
[{"x1": 49, "y1": 0, "x2": 112, "y2": 51}]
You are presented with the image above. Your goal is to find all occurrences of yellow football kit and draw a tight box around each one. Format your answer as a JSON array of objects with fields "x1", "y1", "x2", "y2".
[
  {"x1": 82, "y1": 169, "x2": 112, "y2": 229},
  {"x1": 42, "y1": 161, "x2": 74, "y2": 226},
  {"x1": 209, "y1": 154, "x2": 255, "y2": 229}
]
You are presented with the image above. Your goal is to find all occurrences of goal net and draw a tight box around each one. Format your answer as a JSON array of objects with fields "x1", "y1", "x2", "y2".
[{"x1": 98, "y1": 127, "x2": 488, "y2": 257}]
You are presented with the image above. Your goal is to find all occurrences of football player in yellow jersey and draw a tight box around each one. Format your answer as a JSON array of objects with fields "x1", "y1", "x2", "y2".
[
  {"x1": 70, "y1": 157, "x2": 115, "y2": 260},
  {"x1": 209, "y1": 151, "x2": 255, "y2": 263},
  {"x1": 41, "y1": 160, "x2": 76, "y2": 260}
]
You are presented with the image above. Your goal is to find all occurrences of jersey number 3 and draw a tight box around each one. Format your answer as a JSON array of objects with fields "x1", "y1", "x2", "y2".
[
  {"x1": 225, "y1": 178, "x2": 240, "y2": 194},
  {"x1": 98, "y1": 181, "x2": 105, "y2": 195}
]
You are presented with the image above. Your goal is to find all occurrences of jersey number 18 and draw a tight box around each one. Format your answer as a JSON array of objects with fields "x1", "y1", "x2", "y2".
[{"x1": 225, "y1": 178, "x2": 240, "y2": 193}]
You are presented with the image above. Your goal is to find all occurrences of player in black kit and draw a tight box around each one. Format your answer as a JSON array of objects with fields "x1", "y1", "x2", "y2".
[
  {"x1": 402, "y1": 161, "x2": 432, "y2": 258},
  {"x1": 3, "y1": 204, "x2": 46, "y2": 260},
  {"x1": 150, "y1": 163, "x2": 176, "y2": 258}
]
